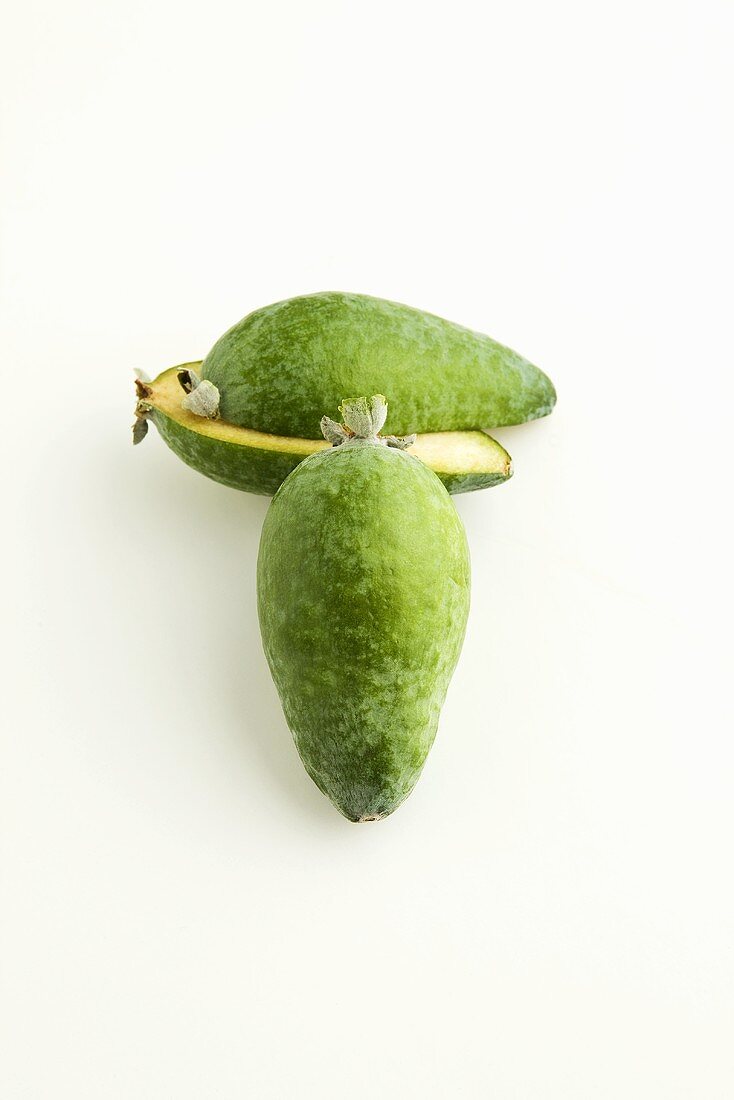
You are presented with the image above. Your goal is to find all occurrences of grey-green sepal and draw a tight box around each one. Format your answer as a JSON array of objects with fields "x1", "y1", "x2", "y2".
[
  {"x1": 384, "y1": 433, "x2": 417, "y2": 450},
  {"x1": 338, "y1": 395, "x2": 388, "y2": 439},
  {"x1": 179, "y1": 367, "x2": 220, "y2": 419},
  {"x1": 132, "y1": 416, "x2": 149, "y2": 444},
  {"x1": 320, "y1": 416, "x2": 352, "y2": 446},
  {"x1": 321, "y1": 395, "x2": 415, "y2": 451}
]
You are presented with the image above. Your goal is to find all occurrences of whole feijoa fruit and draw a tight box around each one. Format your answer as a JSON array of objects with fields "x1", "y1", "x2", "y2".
[{"x1": 257, "y1": 395, "x2": 470, "y2": 821}]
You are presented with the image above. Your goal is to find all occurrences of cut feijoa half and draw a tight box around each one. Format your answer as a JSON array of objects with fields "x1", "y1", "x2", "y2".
[{"x1": 133, "y1": 364, "x2": 513, "y2": 496}]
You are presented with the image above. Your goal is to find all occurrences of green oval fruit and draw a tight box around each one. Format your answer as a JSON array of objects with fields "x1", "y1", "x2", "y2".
[
  {"x1": 203, "y1": 291, "x2": 556, "y2": 437},
  {"x1": 257, "y1": 396, "x2": 470, "y2": 821},
  {"x1": 134, "y1": 364, "x2": 513, "y2": 496}
]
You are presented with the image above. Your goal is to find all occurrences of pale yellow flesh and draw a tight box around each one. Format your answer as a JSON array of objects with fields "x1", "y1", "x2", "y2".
[
  {"x1": 150, "y1": 366, "x2": 511, "y2": 476},
  {"x1": 411, "y1": 431, "x2": 509, "y2": 475}
]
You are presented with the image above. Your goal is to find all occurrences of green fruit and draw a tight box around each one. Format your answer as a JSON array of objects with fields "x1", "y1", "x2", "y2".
[
  {"x1": 202, "y1": 291, "x2": 556, "y2": 436},
  {"x1": 134, "y1": 364, "x2": 513, "y2": 496},
  {"x1": 257, "y1": 396, "x2": 470, "y2": 821}
]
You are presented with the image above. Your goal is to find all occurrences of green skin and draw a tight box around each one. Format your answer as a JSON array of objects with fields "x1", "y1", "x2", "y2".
[
  {"x1": 257, "y1": 435, "x2": 470, "y2": 822},
  {"x1": 151, "y1": 407, "x2": 304, "y2": 495},
  {"x1": 202, "y1": 291, "x2": 556, "y2": 437}
]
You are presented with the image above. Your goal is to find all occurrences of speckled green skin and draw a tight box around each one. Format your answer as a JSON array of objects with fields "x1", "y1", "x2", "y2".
[
  {"x1": 151, "y1": 408, "x2": 303, "y2": 495},
  {"x1": 202, "y1": 292, "x2": 556, "y2": 437},
  {"x1": 257, "y1": 441, "x2": 470, "y2": 821},
  {"x1": 439, "y1": 469, "x2": 506, "y2": 494}
]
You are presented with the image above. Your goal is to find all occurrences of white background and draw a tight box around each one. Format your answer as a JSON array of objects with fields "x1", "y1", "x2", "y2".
[{"x1": 2, "y1": 2, "x2": 733, "y2": 1097}]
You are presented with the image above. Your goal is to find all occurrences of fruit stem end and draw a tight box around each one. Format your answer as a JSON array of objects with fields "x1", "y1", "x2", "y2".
[{"x1": 320, "y1": 395, "x2": 415, "y2": 451}]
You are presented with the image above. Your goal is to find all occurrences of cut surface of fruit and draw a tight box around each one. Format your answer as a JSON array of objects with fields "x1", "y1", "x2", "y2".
[{"x1": 136, "y1": 364, "x2": 512, "y2": 496}]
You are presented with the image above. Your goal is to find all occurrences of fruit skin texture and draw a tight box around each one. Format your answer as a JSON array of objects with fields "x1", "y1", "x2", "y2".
[
  {"x1": 202, "y1": 291, "x2": 556, "y2": 437},
  {"x1": 257, "y1": 439, "x2": 470, "y2": 822},
  {"x1": 151, "y1": 397, "x2": 314, "y2": 495}
]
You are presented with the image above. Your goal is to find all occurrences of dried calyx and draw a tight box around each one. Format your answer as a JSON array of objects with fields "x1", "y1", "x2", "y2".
[
  {"x1": 177, "y1": 367, "x2": 221, "y2": 419},
  {"x1": 132, "y1": 372, "x2": 153, "y2": 444},
  {"x1": 321, "y1": 395, "x2": 415, "y2": 450}
]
